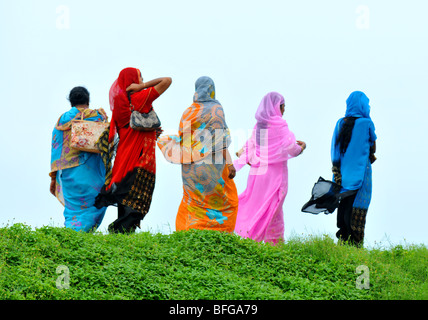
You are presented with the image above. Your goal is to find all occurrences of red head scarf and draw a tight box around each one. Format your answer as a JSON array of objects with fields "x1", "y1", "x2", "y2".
[
  {"x1": 108, "y1": 68, "x2": 141, "y2": 141},
  {"x1": 109, "y1": 68, "x2": 140, "y2": 111}
]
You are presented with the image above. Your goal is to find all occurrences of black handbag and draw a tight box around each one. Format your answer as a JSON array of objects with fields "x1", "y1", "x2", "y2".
[
  {"x1": 128, "y1": 88, "x2": 161, "y2": 131},
  {"x1": 301, "y1": 177, "x2": 357, "y2": 215}
]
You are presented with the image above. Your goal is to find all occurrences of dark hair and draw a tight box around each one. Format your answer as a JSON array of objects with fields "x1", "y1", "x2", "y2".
[
  {"x1": 68, "y1": 86, "x2": 90, "y2": 106},
  {"x1": 336, "y1": 117, "x2": 357, "y2": 155}
]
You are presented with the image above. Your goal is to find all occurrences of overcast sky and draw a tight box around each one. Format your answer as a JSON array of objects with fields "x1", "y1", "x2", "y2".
[{"x1": 0, "y1": 0, "x2": 427, "y2": 247}]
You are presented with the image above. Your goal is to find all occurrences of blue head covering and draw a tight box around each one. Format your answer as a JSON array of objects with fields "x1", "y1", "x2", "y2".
[
  {"x1": 157, "y1": 76, "x2": 231, "y2": 164},
  {"x1": 193, "y1": 76, "x2": 220, "y2": 104},
  {"x1": 345, "y1": 91, "x2": 371, "y2": 118},
  {"x1": 331, "y1": 91, "x2": 377, "y2": 190}
]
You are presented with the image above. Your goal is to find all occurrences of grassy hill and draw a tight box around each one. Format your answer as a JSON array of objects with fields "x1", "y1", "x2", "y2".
[{"x1": 0, "y1": 223, "x2": 426, "y2": 300}]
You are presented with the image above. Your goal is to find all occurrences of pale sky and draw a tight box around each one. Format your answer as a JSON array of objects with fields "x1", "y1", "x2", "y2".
[{"x1": 0, "y1": 0, "x2": 427, "y2": 247}]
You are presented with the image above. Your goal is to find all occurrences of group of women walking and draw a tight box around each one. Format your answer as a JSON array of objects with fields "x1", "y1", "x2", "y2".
[{"x1": 49, "y1": 67, "x2": 377, "y2": 247}]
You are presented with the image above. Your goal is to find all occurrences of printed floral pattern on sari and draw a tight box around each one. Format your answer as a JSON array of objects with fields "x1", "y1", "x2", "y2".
[
  {"x1": 178, "y1": 161, "x2": 237, "y2": 231},
  {"x1": 51, "y1": 107, "x2": 107, "y2": 173},
  {"x1": 157, "y1": 76, "x2": 238, "y2": 232}
]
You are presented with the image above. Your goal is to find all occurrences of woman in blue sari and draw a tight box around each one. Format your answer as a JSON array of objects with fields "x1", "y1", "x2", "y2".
[
  {"x1": 50, "y1": 87, "x2": 108, "y2": 232},
  {"x1": 331, "y1": 91, "x2": 377, "y2": 246}
]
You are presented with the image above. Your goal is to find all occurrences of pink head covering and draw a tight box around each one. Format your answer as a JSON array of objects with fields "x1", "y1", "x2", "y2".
[
  {"x1": 235, "y1": 92, "x2": 297, "y2": 171},
  {"x1": 255, "y1": 91, "x2": 285, "y2": 126}
]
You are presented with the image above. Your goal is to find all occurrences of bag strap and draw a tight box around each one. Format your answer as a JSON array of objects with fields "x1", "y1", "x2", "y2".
[
  {"x1": 75, "y1": 107, "x2": 87, "y2": 121},
  {"x1": 96, "y1": 108, "x2": 108, "y2": 122},
  {"x1": 55, "y1": 108, "x2": 109, "y2": 131},
  {"x1": 128, "y1": 88, "x2": 152, "y2": 113},
  {"x1": 55, "y1": 111, "x2": 84, "y2": 131},
  {"x1": 127, "y1": 92, "x2": 134, "y2": 111}
]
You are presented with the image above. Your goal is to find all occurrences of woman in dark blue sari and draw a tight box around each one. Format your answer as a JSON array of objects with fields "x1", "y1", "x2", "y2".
[{"x1": 331, "y1": 91, "x2": 377, "y2": 246}]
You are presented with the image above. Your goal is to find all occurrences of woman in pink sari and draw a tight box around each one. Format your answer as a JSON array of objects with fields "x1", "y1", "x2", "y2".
[{"x1": 234, "y1": 92, "x2": 306, "y2": 244}]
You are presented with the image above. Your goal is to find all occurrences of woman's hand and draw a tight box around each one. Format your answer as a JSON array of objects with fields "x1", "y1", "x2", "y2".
[
  {"x1": 370, "y1": 141, "x2": 376, "y2": 163},
  {"x1": 155, "y1": 127, "x2": 164, "y2": 139},
  {"x1": 236, "y1": 147, "x2": 244, "y2": 158},
  {"x1": 235, "y1": 148, "x2": 251, "y2": 166},
  {"x1": 50, "y1": 178, "x2": 56, "y2": 196},
  {"x1": 126, "y1": 83, "x2": 144, "y2": 93},
  {"x1": 228, "y1": 164, "x2": 236, "y2": 179},
  {"x1": 297, "y1": 140, "x2": 306, "y2": 153}
]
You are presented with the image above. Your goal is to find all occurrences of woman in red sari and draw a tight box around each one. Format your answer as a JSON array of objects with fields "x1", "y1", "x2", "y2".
[{"x1": 95, "y1": 67, "x2": 172, "y2": 233}]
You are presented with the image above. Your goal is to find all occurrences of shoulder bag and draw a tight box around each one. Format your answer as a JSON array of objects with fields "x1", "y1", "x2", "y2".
[
  {"x1": 70, "y1": 109, "x2": 110, "y2": 153},
  {"x1": 128, "y1": 88, "x2": 161, "y2": 131}
]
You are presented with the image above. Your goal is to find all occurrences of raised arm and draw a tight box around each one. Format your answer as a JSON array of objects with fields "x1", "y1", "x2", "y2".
[
  {"x1": 127, "y1": 77, "x2": 172, "y2": 95},
  {"x1": 147, "y1": 77, "x2": 172, "y2": 95}
]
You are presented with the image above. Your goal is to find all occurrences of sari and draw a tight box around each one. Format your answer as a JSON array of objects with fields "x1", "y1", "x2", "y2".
[
  {"x1": 157, "y1": 76, "x2": 238, "y2": 232},
  {"x1": 233, "y1": 92, "x2": 303, "y2": 244},
  {"x1": 331, "y1": 91, "x2": 377, "y2": 245},
  {"x1": 50, "y1": 107, "x2": 108, "y2": 232},
  {"x1": 95, "y1": 68, "x2": 160, "y2": 232}
]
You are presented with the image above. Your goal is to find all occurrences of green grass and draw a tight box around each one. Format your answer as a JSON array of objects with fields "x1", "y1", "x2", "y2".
[{"x1": 0, "y1": 223, "x2": 427, "y2": 300}]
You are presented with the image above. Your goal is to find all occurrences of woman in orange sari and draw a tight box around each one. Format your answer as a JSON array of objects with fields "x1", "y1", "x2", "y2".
[
  {"x1": 157, "y1": 76, "x2": 238, "y2": 232},
  {"x1": 95, "y1": 67, "x2": 171, "y2": 233}
]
